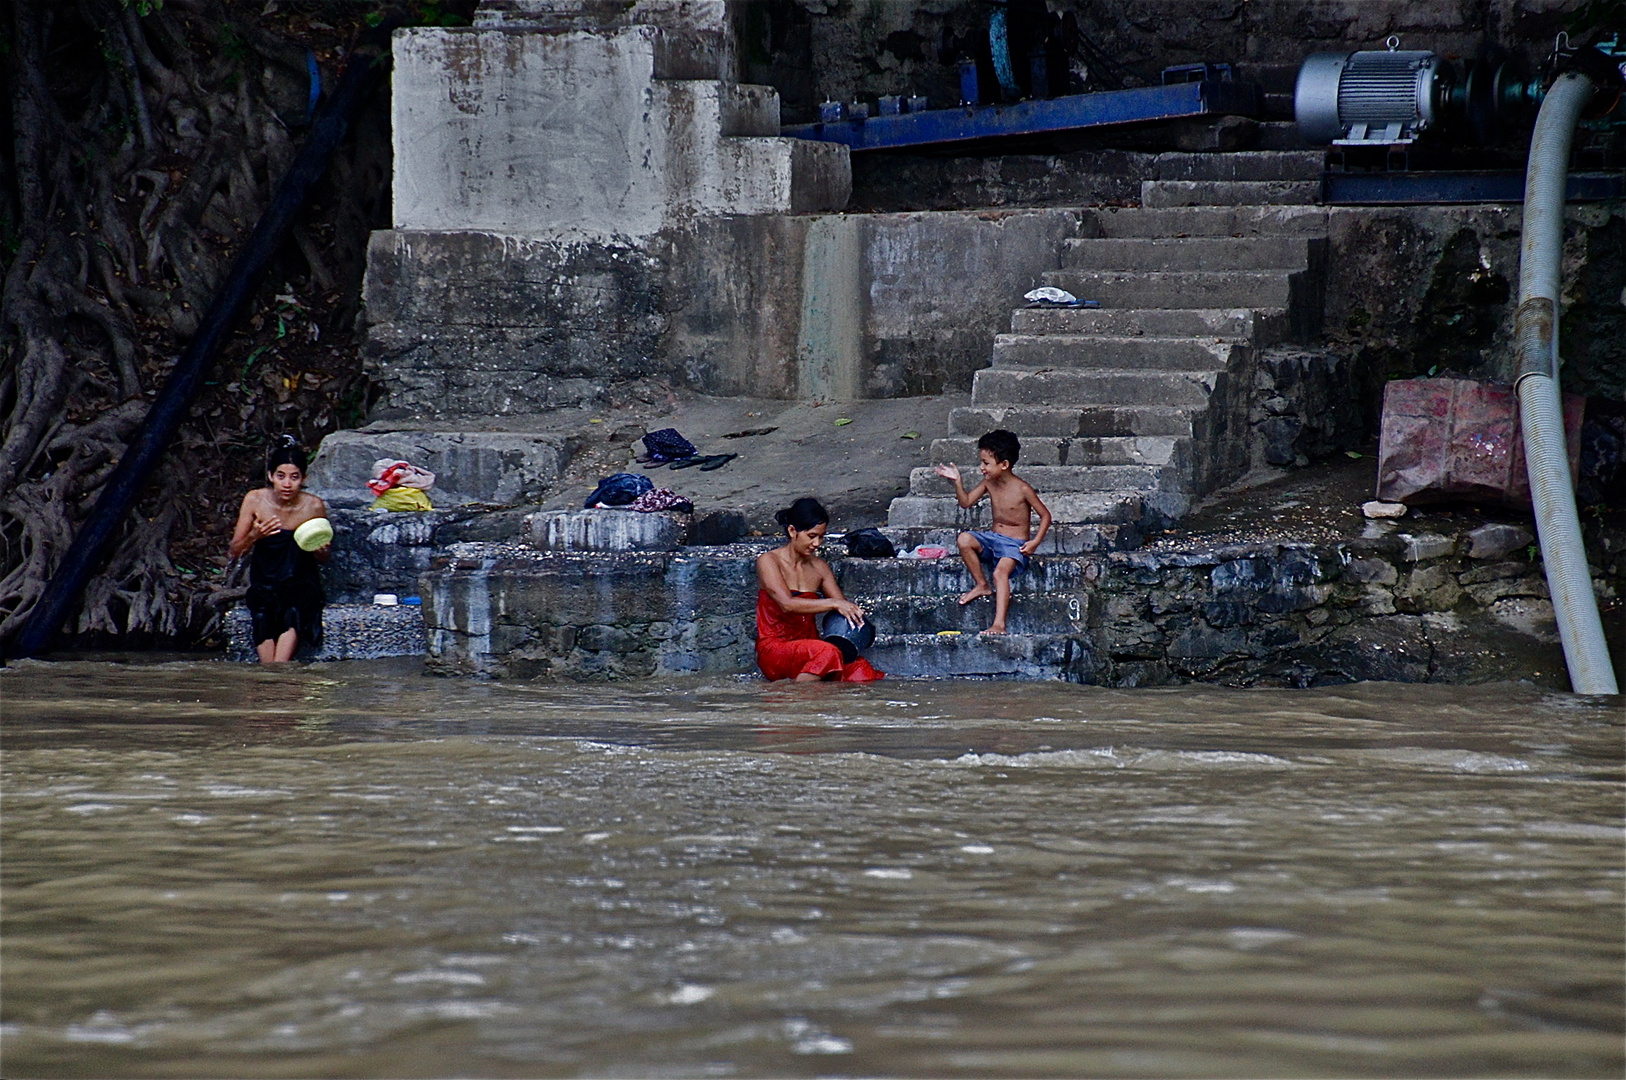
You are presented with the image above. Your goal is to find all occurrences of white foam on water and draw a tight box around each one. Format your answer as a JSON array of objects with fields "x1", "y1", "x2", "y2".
[
  {"x1": 664, "y1": 984, "x2": 715, "y2": 1005},
  {"x1": 392, "y1": 970, "x2": 486, "y2": 986}
]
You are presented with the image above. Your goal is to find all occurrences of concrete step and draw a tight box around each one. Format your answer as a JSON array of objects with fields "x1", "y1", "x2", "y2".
[
  {"x1": 1087, "y1": 205, "x2": 1328, "y2": 238},
  {"x1": 993, "y1": 334, "x2": 1244, "y2": 371},
  {"x1": 908, "y1": 464, "x2": 1168, "y2": 495},
  {"x1": 1141, "y1": 179, "x2": 1321, "y2": 207},
  {"x1": 1149, "y1": 150, "x2": 1325, "y2": 182},
  {"x1": 882, "y1": 521, "x2": 1138, "y2": 555},
  {"x1": 838, "y1": 553, "x2": 1099, "y2": 596},
  {"x1": 950, "y1": 404, "x2": 1200, "y2": 438},
  {"x1": 226, "y1": 603, "x2": 427, "y2": 662},
  {"x1": 888, "y1": 491, "x2": 1142, "y2": 527},
  {"x1": 931, "y1": 434, "x2": 1189, "y2": 468},
  {"x1": 1043, "y1": 269, "x2": 1294, "y2": 309},
  {"x1": 527, "y1": 508, "x2": 690, "y2": 552},
  {"x1": 865, "y1": 632, "x2": 1091, "y2": 680},
  {"x1": 1251, "y1": 120, "x2": 1318, "y2": 152},
  {"x1": 971, "y1": 367, "x2": 1219, "y2": 408},
  {"x1": 1061, "y1": 235, "x2": 1315, "y2": 272},
  {"x1": 861, "y1": 595, "x2": 1087, "y2": 638},
  {"x1": 1008, "y1": 306, "x2": 1288, "y2": 344}
]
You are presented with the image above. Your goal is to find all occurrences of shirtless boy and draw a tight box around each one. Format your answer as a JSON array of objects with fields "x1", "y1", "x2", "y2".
[{"x1": 933, "y1": 429, "x2": 1052, "y2": 635}]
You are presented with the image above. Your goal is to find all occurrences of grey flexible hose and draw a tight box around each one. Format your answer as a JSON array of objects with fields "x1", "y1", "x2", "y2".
[{"x1": 1514, "y1": 71, "x2": 1618, "y2": 694}]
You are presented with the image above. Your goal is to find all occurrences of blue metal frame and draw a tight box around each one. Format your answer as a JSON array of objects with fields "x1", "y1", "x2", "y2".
[
  {"x1": 783, "y1": 80, "x2": 1261, "y2": 153},
  {"x1": 1323, "y1": 170, "x2": 1623, "y2": 204}
]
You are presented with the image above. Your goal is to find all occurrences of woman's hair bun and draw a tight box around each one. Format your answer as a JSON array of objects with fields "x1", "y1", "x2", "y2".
[
  {"x1": 266, "y1": 435, "x2": 309, "y2": 475},
  {"x1": 776, "y1": 497, "x2": 828, "y2": 534}
]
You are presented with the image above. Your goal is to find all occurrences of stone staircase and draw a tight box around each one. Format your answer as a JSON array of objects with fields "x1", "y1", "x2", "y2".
[
  {"x1": 836, "y1": 554, "x2": 1096, "y2": 680},
  {"x1": 890, "y1": 197, "x2": 1329, "y2": 544}
]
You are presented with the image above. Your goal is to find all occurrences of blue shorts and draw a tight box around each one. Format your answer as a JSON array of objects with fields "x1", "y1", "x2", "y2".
[{"x1": 969, "y1": 530, "x2": 1029, "y2": 576}]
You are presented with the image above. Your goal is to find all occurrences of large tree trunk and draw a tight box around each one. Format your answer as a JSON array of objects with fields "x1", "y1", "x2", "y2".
[{"x1": 0, "y1": 1, "x2": 434, "y2": 650}]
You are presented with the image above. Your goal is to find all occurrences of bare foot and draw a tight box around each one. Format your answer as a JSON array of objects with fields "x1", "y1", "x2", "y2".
[
  {"x1": 958, "y1": 585, "x2": 992, "y2": 605},
  {"x1": 981, "y1": 624, "x2": 1008, "y2": 636}
]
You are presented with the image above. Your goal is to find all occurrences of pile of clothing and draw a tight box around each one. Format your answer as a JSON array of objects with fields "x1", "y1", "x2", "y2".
[
  {"x1": 584, "y1": 473, "x2": 693, "y2": 513},
  {"x1": 368, "y1": 459, "x2": 436, "y2": 511}
]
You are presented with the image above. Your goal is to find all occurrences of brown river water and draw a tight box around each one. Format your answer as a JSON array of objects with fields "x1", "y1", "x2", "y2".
[{"x1": 1, "y1": 659, "x2": 1621, "y2": 1079}]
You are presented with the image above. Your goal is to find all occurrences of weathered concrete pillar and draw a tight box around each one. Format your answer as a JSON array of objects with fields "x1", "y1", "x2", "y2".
[
  {"x1": 369, "y1": 2, "x2": 851, "y2": 418},
  {"x1": 389, "y1": 15, "x2": 846, "y2": 240}
]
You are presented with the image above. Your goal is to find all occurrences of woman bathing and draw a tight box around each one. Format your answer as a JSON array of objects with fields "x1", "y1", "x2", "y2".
[
  {"x1": 228, "y1": 439, "x2": 329, "y2": 663},
  {"x1": 754, "y1": 498, "x2": 883, "y2": 682}
]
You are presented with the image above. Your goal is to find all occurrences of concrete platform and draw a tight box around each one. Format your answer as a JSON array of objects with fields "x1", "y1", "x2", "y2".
[
  {"x1": 1044, "y1": 269, "x2": 1298, "y2": 309},
  {"x1": 950, "y1": 404, "x2": 1202, "y2": 438},
  {"x1": 1089, "y1": 205, "x2": 1328, "y2": 237},
  {"x1": 410, "y1": 458, "x2": 1623, "y2": 688},
  {"x1": 972, "y1": 367, "x2": 1222, "y2": 408},
  {"x1": 1140, "y1": 179, "x2": 1321, "y2": 207},
  {"x1": 991, "y1": 335, "x2": 1244, "y2": 371},
  {"x1": 307, "y1": 429, "x2": 567, "y2": 509},
  {"x1": 226, "y1": 604, "x2": 427, "y2": 662},
  {"x1": 1062, "y1": 235, "x2": 1316, "y2": 271},
  {"x1": 528, "y1": 508, "x2": 690, "y2": 551}
]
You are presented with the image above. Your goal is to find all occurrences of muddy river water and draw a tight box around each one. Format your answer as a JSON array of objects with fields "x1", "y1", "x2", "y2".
[{"x1": 1, "y1": 659, "x2": 1620, "y2": 1078}]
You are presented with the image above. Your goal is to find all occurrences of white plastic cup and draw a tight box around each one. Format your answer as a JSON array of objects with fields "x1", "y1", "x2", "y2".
[{"x1": 373, "y1": 593, "x2": 399, "y2": 606}]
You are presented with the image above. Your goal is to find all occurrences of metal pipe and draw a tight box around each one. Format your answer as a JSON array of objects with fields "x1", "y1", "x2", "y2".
[{"x1": 1513, "y1": 70, "x2": 1618, "y2": 694}]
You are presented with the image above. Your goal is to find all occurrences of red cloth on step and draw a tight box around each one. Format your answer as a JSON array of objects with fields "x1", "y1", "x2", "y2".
[{"x1": 755, "y1": 590, "x2": 883, "y2": 682}]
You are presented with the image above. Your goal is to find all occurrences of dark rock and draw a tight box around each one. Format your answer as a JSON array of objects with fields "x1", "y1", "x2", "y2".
[
  {"x1": 1302, "y1": 615, "x2": 1432, "y2": 682},
  {"x1": 1466, "y1": 522, "x2": 1534, "y2": 561},
  {"x1": 689, "y1": 510, "x2": 748, "y2": 545},
  {"x1": 1202, "y1": 600, "x2": 1254, "y2": 628}
]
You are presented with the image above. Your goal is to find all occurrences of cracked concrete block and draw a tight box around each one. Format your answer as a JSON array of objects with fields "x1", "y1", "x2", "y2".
[
  {"x1": 1466, "y1": 522, "x2": 1535, "y2": 561},
  {"x1": 1399, "y1": 533, "x2": 1455, "y2": 562},
  {"x1": 1396, "y1": 564, "x2": 1463, "y2": 613},
  {"x1": 1358, "y1": 585, "x2": 1397, "y2": 615},
  {"x1": 528, "y1": 509, "x2": 689, "y2": 552},
  {"x1": 1458, "y1": 560, "x2": 1532, "y2": 585},
  {"x1": 309, "y1": 430, "x2": 566, "y2": 508},
  {"x1": 391, "y1": 27, "x2": 846, "y2": 240},
  {"x1": 1345, "y1": 556, "x2": 1398, "y2": 585}
]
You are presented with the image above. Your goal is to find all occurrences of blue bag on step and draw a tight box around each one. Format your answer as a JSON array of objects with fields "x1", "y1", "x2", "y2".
[{"x1": 585, "y1": 473, "x2": 654, "y2": 508}]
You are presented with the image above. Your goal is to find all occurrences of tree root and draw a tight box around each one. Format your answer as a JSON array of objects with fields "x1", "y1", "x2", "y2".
[{"x1": 1, "y1": 0, "x2": 411, "y2": 651}]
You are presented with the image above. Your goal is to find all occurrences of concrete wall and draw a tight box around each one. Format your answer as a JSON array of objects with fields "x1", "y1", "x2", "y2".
[
  {"x1": 391, "y1": 26, "x2": 847, "y2": 242},
  {"x1": 1321, "y1": 203, "x2": 1625, "y2": 401},
  {"x1": 364, "y1": 207, "x2": 1079, "y2": 416},
  {"x1": 417, "y1": 515, "x2": 1623, "y2": 685},
  {"x1": 364, "y1": 199, "x2": 1624, "y2": 420}
]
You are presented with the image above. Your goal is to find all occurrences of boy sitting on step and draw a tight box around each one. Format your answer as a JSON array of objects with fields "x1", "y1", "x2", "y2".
[{"x1": 933, "y1": 429, "x2": 1052, "y2": 635}]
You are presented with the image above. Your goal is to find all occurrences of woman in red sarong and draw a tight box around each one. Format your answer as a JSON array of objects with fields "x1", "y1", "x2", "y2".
[{"x1": 755, "y1": 498, "x2": 884, "y2": 682}]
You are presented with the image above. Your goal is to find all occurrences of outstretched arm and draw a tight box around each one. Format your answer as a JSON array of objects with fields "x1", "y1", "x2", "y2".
[
  {"x1": 1019, "y1": 486, "x2": 1052, "y2": 555},
  {"x1": 933, "y1": 462, "x2": 988, "y2": 509}
]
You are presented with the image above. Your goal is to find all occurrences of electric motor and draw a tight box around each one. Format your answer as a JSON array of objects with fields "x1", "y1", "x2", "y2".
[{"x1": 1296, "y1": 42, "x2": 1451, "y2": 144}]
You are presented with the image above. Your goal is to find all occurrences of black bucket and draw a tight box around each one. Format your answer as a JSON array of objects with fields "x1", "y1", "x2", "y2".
[{"x1": 820, "y1": 610, "x2": 876, "y2": 663}]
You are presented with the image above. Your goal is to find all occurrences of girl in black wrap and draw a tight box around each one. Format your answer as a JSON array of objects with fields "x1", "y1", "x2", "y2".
[{"x1": 229, "y1": 439, "x2": 330, "y2": 662}]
